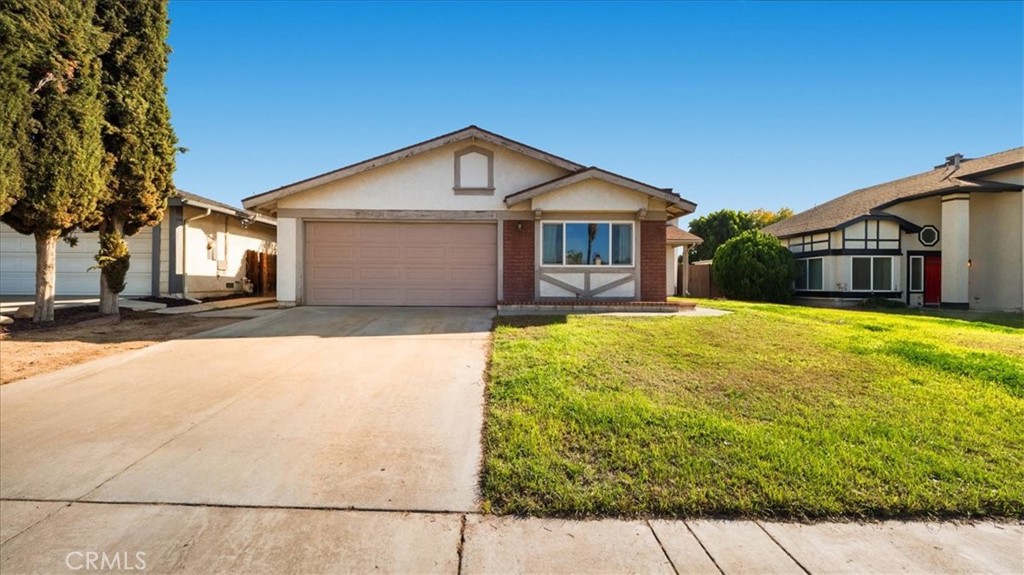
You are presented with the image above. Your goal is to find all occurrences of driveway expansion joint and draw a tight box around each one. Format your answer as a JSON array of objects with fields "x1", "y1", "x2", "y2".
[
  {"x1": 684, "y1": 520, "x2": 725, "y2": 575},
  {"x1": 646, "y1": 519, "x2": 680, "y2": 575},
  {"x1": 456, "y1": 514, "x2": 468, "y2": 575},
  {"x1": 0, "y1": 497, "x2": 482, "y2": 517},
  {"x1": 756, "y1": 520, "x2": 812, "y2": 575}
]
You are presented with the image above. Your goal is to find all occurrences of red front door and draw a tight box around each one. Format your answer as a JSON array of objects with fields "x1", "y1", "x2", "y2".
[{"x1": 924, "y1": 255, "x2": 941, "y2": 305}]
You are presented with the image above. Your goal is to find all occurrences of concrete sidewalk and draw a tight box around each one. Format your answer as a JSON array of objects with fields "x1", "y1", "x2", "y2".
[{"x1": 0, "y1": 502, "x2": 1019, "y2": 574}]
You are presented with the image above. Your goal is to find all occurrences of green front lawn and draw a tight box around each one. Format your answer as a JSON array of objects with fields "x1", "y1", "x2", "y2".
[{"x1": 482, "y1": 301, "x2": 1024, "y2": 519}]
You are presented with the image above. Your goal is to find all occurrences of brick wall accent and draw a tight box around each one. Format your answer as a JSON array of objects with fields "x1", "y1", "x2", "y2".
[
  {"x1": 640, "y1": 220, "x2": 666, "y2": 301},
  {"x1": 502, "y1": 220, "x2": 535, "y2": 302}
]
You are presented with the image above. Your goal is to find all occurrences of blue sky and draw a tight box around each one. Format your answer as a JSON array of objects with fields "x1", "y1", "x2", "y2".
[{"x1": 167, "y1": 1, "x2": 1023, "y2": 225}]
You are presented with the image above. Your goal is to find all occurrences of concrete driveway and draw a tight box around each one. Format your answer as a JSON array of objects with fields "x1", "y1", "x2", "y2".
[{"x1": 2, "y1": 307, "x2": 491, "y2": 571}]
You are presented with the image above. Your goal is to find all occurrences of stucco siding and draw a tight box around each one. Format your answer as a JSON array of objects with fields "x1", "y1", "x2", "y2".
[
  {"x1": 530, "y1": 180, "x2": 654, "y2": 212},
  {"x1": 277, "y1": 217, "x2": 298, "y2": 304},
  {"x1": 982, "y1": 166, "x2": 1024, "y2": 186},
  {"x1": 277, "y1": 141, "x2": 569, "y2": 212},
  {"x1": 174, "y1": 206, "x2": 276, "y2": 297},
  {"x1": 969, "y1": 192, "x2": 1023, "y2": 311},
  {"x1": 886, "y1": 196, "x2": 942, "y2": 251}
]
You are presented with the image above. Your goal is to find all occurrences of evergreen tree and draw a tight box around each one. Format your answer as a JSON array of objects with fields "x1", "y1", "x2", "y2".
[
  {"x1": 0, "y1": 0, "x2": 109, "y2": 322},
  {"x1": 87, "y1": 0, "x2": 177, "y2": 315},
  {"x1": 687, "y1": 209, "x2": 756, "y2": 261},
  {"x1": 0, "y1": 3, "x2": 34, "y2": 215},
  {"x1": 687, "y1": 207, "x2": 794, "y2": 261}
]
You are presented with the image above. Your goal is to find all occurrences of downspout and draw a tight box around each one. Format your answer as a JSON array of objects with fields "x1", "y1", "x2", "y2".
[{"x1": 182, "y1": 208, "x2": 211, "y2": 299}]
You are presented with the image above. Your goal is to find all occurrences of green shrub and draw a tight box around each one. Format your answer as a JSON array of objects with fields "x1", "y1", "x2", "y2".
[{"x1": 712, "y1": 230, "x2": 796, "y2": 302}]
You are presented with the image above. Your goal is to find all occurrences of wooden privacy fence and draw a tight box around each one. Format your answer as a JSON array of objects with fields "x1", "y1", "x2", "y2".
[
  {"x1": 686, "y1": 264, "x2": 720, "y2": 299},
  {"x1": 244, "y1": 250, "x2": 277, "y2": 296}
]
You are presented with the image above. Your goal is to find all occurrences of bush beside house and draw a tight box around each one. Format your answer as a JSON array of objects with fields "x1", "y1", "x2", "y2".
[{"x1": 713, "y1": 230, "x2": 796, "y2": 302}]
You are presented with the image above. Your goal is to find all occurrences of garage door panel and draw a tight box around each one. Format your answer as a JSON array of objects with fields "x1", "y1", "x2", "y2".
[
  {"x1": 451, "y1": 267, "x2": 495, "y2": 282},
  {"x1": 357, "y1": 246, "x2": 402, "y2": 260},
  {"x1": 357, "y1": 288, "x2": 402, "y2": 305},
  {"x1": 358, "y1": 266, "x2": 402, "y2": 281},
  {"x1": 404, "y1": 289, "x2": 448, "y2": 305},
  {"x1": 1, "y1": 223, "x2": 152, "y2": 296},
  {"x1": 402, "y1": 225, "x2": 449, "y2": 243},
  {"x1": 405, "y1": 267, "x2": 447, "y2": 281},
  {"x1": 450, "y1": 245, "x2": 493, "y2": 262},
  {"x1": 448, "y1": 289, "x2": 495, "y2": 306},
  {"x1": 304, "y1": 222, "x2": 496, "y2": 306},
  {"x1": 357, "y1": 225, "x2": 402, "y2": 243},
  {"x1": 310, "y1": 265, "x2": 357, "y2": 281},
  {"x1": 310, "y1": 287, "x2": 356, "y2": 302},
  {"x1": 309, "y1": 245, "x2": 357, "y2": 261},
  {"x1": 404, "y1": 246, "x2": 447, "y2": 260}
]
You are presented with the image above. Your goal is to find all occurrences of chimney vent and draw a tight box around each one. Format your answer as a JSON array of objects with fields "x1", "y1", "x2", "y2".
[{"x1": 945, "y1": 153, "x2": 963, "y2": 170}]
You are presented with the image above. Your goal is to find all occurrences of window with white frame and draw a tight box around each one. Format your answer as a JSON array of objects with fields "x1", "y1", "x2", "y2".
[
  {"x1": 795, "y1": 258, "x2": 823, "y2": 290},
  {"x1": 909, "y1": 256, "x2": 924, "y2": 292},
  {"x1": 541, "y1": 222, "x2": 633, "y2": 266},
  {"x1": 851, "y1": 256, "x2": 893, "y2": 291}
]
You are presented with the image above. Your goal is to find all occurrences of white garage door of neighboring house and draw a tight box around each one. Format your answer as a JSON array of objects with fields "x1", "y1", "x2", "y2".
[
  {"x1": 304, "y1": 222, "x2": 497, "y2": 306},
  {"x1": 0, "y1": 223, "x2": 152, "y2": 296}
]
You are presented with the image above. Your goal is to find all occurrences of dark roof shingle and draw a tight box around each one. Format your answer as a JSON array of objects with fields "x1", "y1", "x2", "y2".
[{"x1": 764, "y1": 147, "x2": 1024, "y2": 238}]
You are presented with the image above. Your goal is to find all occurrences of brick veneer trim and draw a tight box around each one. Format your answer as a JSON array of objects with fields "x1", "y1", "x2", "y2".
[
  {"x1": 502, "y1": 221, "x2": 535, "y2": 302},
  {"x1": 640, "y1": 220, "x2": 666, "y2": 301}
]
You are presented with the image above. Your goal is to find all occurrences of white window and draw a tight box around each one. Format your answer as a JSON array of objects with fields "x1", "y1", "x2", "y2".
[
  {"x1": 795, "y1": 258, "x2": 823, "y2": 291},
  {"x1": 541, "y1": 222, "x2": 633, "y2": 266},
  {"x1": 909, "y1": 256, "x2": 924, "y2": 292},
  {"x1": 851, "y1": 256, "x2": 893, "y2": 291}
]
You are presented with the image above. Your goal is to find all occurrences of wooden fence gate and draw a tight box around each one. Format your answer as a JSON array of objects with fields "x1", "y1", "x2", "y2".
[
  {"x1": 686, "y1": 264, "x2": 720, "y2": 299},
  {"x1": 244, "y1": 250, "x2": 277, "y2": 296}
]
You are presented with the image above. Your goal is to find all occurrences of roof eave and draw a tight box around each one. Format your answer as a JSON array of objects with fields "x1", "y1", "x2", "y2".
[
  {"x1": 242, "y1": 126, "x2": 586, "y2": 210},
  {"x1": 174, "y1": 196, "x2": 277, "y2": 226},
  {"x1": 504, "y1": 168, "x2": 696, "y2": 214}
]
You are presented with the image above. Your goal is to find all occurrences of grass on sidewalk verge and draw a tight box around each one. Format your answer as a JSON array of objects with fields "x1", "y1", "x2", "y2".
[{"x1": 481, "y1": 301, "x2": 1024, "y2": 519}]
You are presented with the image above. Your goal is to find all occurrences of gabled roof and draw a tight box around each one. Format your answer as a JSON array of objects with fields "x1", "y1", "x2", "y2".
[
  {"x1": 242, "y1": 125, "x2": 586, "y2": 209},
  {"x1": 667, "y1": 225, "x2": 702, "y2": 246},
  {"x1": 504, "y1": 167, "x2": 697, "y2": 215},
  {"x1": 173, "y1": 189, "x2": 276, "y2": 226},
  {"x1": 764, "y1": 147, "x2": 1024, "y2": 238}
]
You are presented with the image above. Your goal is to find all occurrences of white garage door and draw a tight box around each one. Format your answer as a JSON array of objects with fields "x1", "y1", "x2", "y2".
[
  {"x1": 0, "y1": 223, "x2": 153, "y2": 296},
  {"x1": 304, "y1": 222, "x2": 497, "y2": 306}
]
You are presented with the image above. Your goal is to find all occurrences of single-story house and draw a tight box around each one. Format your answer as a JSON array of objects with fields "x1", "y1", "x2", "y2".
[
  {"x1": 763, "y1": 147, "x2": 1023, "y2": 311},
  {"x1": 242, "y1": 126, "x2": 699, "y2": 307},
  {"x1": 0, "y1": 190, "x2": 277, "y2": 299}
]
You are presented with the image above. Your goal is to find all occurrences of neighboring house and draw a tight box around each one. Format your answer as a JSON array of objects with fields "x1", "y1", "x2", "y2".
[
  {"x1": 764, "y1": 148, "x2": 1023, "y2": 311},
  {"x1": 0, "y1": 190, "x2": 276, "y2": 299},
  {"x1": 242, "y1": 126, "x2": 698, "y2": 306}
]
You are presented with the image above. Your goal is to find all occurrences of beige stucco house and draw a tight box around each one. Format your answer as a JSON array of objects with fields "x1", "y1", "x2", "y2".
[
  {"x1": 0, "y1": 190, "x2": 276, "y2": 299},
  {"x1": 242, "y1": 126, "x2": 700, "y2": 307},
  {"x1": 764, "y1": 148, "x2": 1024, "y2": 311}
]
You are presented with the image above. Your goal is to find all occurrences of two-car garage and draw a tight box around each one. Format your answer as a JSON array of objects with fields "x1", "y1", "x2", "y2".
[{"x1": 303, "y1": 222, "x2": 497, "y2": 306}]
